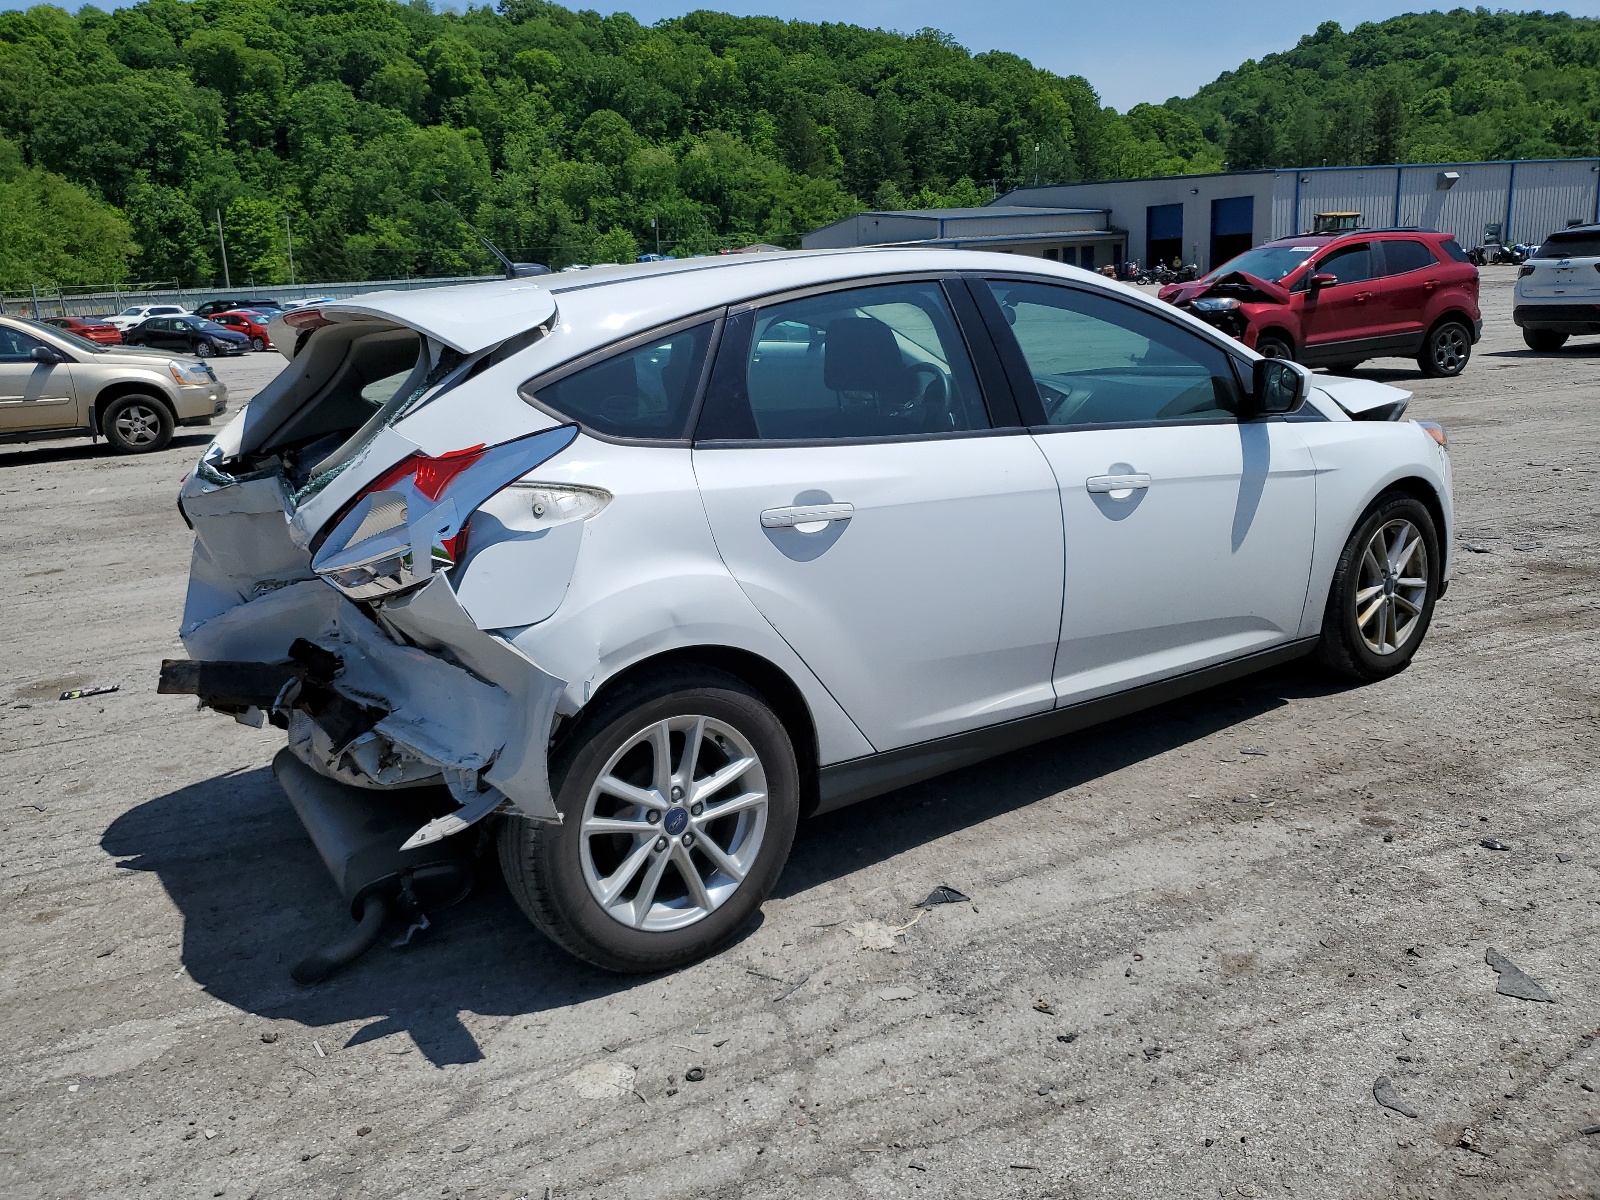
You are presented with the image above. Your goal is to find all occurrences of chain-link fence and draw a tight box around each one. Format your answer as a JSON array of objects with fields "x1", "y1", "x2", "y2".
[{"x1": 0, "y1": 273, "x2": 504, "y2": 319}]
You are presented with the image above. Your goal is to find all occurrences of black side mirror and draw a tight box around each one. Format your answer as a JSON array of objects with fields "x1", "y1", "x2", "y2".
[
  {"x1": 30, "y1": 345, "x2": 61, "y2": 365},
  {"x1": 1248, "y1": 356, "x2": 1310, "y2": 417}
]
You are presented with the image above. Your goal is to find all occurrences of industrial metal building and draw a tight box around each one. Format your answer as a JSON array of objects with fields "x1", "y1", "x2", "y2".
[
  {"x1": 803, "y1": 158, "x2": 1600, "y2": 273},
  {"x1": 800, "y1": 205, "x2": 1125, "y2": 269}
]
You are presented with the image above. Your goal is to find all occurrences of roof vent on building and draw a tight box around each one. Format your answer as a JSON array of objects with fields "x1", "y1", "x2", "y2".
[{"x1": 1437, "y1": 170, "x2": 1460, "y2": 190}]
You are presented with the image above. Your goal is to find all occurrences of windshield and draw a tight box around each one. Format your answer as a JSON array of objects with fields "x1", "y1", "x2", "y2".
[
  {"x1": 22, "y1": 319, "x2": 105, "y2": 354},
  {"x1": 1538, "y1": 232, "x2": 1600, "y2": 257},
  {"x1": 1204, "y1": 244, "x2": 1319, "y2": 283},
  {"x1": 190, "y1": 319, "x2": 228, "y2": 333}
]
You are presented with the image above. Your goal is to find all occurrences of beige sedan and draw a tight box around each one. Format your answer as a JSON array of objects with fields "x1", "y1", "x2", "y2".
[{"x1": 0, "y1": 315, "x2": 227, "y2": 453}]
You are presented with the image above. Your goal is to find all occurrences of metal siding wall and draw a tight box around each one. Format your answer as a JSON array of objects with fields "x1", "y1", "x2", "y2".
[
  {"x1": 1508, "y1": 160, "x2": 1600, "y2": 244},
  {"x1": 1270, "y1": 173, "x2": 1298, "y2": 238},
  {"x1": 1397, "y1": 163, "x2": 1510, "y2": 247},
  {"x1": 940, "y1": 212, "x2": 1104, "y2": 238},
  {"x1": 1294, "y1": 168, "x2": 1403, "y2": 230}
]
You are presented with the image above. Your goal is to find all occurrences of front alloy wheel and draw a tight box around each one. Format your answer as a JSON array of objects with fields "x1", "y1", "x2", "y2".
[
  {"x1": 1354, "y1": 519, "x2": 1429, "y2": 655},
  {"x1": 499, "y1": 667, "x2": 799, "y2": 972},
  {"x1": 1315, "y1": 494, "x2": 1440, "y2": 680}
]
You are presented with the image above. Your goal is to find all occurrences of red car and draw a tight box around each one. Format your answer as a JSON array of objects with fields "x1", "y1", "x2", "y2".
[
  {"x1": 44, "y1": 315, "x2": 122, "y2": 345},
  {"x1": 209, "y1": 310, "x2": 274, "y2": 351},
  {"x1": 1158, "y1": 227, "x2": 1481, "y2": 377}
]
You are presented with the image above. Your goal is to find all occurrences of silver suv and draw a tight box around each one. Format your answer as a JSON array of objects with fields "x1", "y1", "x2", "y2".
[
  {"x1": 1514, "y1": 224, "x2": 1600, "y2": 350},
  {"x1": 0, "y1": 316, "x2": 228, "y2": 453}
]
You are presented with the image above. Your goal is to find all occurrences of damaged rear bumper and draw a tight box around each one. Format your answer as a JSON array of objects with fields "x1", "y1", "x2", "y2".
[{"x1": 164, "y1": 574, "x2": 567, "y2": 841}]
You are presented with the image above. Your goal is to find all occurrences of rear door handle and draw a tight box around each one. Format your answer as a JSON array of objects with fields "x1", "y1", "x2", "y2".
[
  {"x1": 1423, "y1": 279, "x2": 1439, "y2": 291},
  {"x1": 1086, "y1": 473, "x2": 1151, "y2": 493},
  {"x1": 760, "y1": 502, "x2": 854, "y2": 528}
]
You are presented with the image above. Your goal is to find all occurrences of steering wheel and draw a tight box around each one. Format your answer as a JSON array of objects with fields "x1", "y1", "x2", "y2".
[
  {"x1": 1037, "y1": 378, "x2": 1090, "y2": 424},
  {"x1": 905, "y1": 363, "x2": 952, "y2": 429}
]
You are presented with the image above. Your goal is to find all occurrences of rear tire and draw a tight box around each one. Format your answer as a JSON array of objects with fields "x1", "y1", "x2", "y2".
[
  {"x1": 1314, "y1": 494, "x2": 1440, "y2": 681},
  {"x1": 1522, "y1": 328, "x2": 1568, "y2": 352},
  {"x1": 101, "y1": 394, "x2": 173, "y2": 453},
  {"x1": 1418, "y1": 320, "x2": 1471, "y2": 377},
  {"x1": 250, "y1": 336, "x2": 266, "y2": 351},
  {"x1": 1255, "y1": 333, "x2": 1295, "y2": 361},
  {"x1": 498, "y1": 667, "x2": 800, "y2": 973},
  {"x1": 1325, "y1": 361, "x2": 1364, "y2": 374},
  {"x1": 193, "y1": 341, "x2": 211, "y2": 358}
]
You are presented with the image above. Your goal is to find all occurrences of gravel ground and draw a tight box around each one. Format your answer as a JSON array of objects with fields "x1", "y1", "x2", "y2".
[{"x1": 1, "y1": 269, "x2": 1597, "y2": 1200}]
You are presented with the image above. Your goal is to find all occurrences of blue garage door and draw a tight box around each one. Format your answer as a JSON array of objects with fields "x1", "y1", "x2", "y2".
[
  {"x1": 1210, "y1": 195, "x2": 1254, "y2": 270},
  {"x1": 1147, "y1": 203, "x2": 1183, "y2": 268}
]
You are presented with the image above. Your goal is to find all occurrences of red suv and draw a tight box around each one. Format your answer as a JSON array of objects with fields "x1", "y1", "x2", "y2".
[{"x1": 1159, "y1": 228, "x2": 1481, "y2": 377}]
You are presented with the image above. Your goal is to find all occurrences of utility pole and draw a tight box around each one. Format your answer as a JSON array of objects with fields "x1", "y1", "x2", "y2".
[
  {"x1": 215, "y1": 210, "x2": 231, "y2": 290},
  {"x1": 285, "y1": 214, "x2": 295, "y2": 286},
  {"x1": 653, "y1": 211, "x2": 661, "y2": 256},
  {"x1": 1034, "y1": 142, "x2": 1041, "y2": 188}
]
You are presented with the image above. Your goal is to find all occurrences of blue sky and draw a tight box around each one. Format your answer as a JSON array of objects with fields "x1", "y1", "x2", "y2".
[{"x1": 9, "y1": 1, "x2": 1600, "y2": 109}]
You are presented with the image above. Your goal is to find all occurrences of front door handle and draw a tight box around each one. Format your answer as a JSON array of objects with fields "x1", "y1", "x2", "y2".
[
  {"x1": 1354, "y1": 291, "x2": 1371, "y2": 303},
  {"x1": 1086, "y1": 473, "x2": 1150, "y2": 493},
  {"x1": 760, "y1": 502, "x2": 854, "y2": 529}
]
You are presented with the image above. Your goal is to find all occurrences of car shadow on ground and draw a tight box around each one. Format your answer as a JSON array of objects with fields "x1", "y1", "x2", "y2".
[
  {"x1": 102, "y1": 663, "x2": 1347, "y2": 1068},
  {"x1": 1486, "y1": 344, "x2": 1600, "y2": 359},
  {"x1": 0, "y1": 432, "x2": 212, "y2": 468}
]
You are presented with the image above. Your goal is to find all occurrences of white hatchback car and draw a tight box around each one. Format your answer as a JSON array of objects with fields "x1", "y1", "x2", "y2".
[
  {"x1": 1514, "y1": 224, "x2": 1600, "y2": 350},
  {"x1": 164, "y1": 250, "x2": 1453, "y2": 975}
]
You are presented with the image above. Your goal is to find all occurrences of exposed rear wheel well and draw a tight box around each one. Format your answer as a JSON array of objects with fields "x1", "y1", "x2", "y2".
[
  {"x1": 1426, "y1": 310, "x2": 1474, "y2": 337},
  {"x1": 567, "y1": 646, "x2": 821, "y2": 815}
]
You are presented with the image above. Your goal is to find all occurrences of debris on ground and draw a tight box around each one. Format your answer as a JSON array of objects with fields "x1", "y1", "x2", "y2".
[
  {"x1": 1032, "y1": 997, "x2": 1056, "y2": 1015},
  {"x1": 355, "y1": 1125, "x2": 371, "y2": 1136},
  {"x1": 563, "y1": 1061, "x2": 637, "y2": 1100},
  {"x1": 58, "y1": 685, "x2": 118, "y2": 701},
  {"x1": 1480, "y1": 838, "x2": 1512, "y2": 851},
  {"x1": 845, "y1": 920, "x2": 901, "y2": 950},
  {"x1": 771, "y1": 974, "x2": 808, "y2": 1002},
  {"x1": 260, "y1": 1031, "x2": 278, "y2": 1044},
  {"x1": 1056, "y1": 1033, "x2": 1078, "y2": 1044},
  {"x1": 1239, "y1": 747, "x2": 1269, "y2": 756},
  {"x1": 1556, "y1": 854, "x2": 1573, "y2": 863},
  {"x1": 1458, "y1": 1127, "x2": 1487, "y2": 1154},
  {"x1": 1373, "y1": 1076, "x2": 1419, "y2": 1118},
  {"x1": 914, "y1": 885, "x2": 970, "y2": 908},
  {"x1": 1460, "y1": 542, "x2": 1493, "y2": 554},
  {"x1": 1485, "y1": 947, "x2": 1554, "y2": 1002},
  {"x1": 1580, "y1": 1125, "x2": 1600, "y2": 1136},
  {"x1": 878, "y1": 986, "x2": 916, "y2": 1002},
  {"x1": 684, "y1": 1067, "x2": 706, "y2": 1082}
]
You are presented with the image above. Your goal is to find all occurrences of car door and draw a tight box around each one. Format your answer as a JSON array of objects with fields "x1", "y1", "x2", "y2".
[
  {"x1": 1300, "y1": 241, "x2": 1378, "y2": 350},
  {"x1": 1371, "y1": 238, "x2": 1442, "y2": 347},
  {"x1": 976, "y1": 276, "x2": 1317, "y2": 704},
  {"x1": 0, "y1": 326, "x2": 78, "y2": 434},
  {"x1": 692, "y1": 278, "x2": 1065, "y2": 752}
]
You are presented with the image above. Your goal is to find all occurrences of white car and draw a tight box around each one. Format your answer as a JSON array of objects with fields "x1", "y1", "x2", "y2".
[
  {"x1": 163, "y1": 250, "x2": 1452, "y2": 976},
  {"x1": 104, "y1": 302, "x2": 191, "y2": 331},
  {"x1": 1514, "y1": 224, "x2": 1600, "y2": 350}
]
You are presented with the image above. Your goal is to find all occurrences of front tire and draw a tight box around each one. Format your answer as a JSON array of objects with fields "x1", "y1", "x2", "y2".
[
  {"x1": 1314, "y1": 494, "x2": 1441, "y2": 681},
  {"x1": 1522, "y1": 328, "x2": 1568, "y2": 352},
  {"x1": 499, "y1": 667, "x2": 800, "y2": 973},
  {"x1": 1255, "y1": 333, "x2": 1295, "y2": 361},
  {"x1": 250, "y1": 336, "x2": 266, "y2": 351},
  {"x1": 1419, "y1": 320, "x2": 1471, "y2": 377},
  {"x1": 101, "y1": 394, "x2": 173, "y2": 453}
]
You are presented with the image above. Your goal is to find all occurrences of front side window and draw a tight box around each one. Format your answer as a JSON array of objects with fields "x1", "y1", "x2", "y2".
[
  {"x1": 710, "y1": 281, "x2": 988, "y2": 441},
  {"x1": 0, "y1": 326, "x2": 45, "y2": 362},
  {"x1": 984, "y1": 279, "x2": 1243, "y2": 428},
  {"x1": 524, "y1": 322, "x2": 713, "y2": 439},
  {"x1": 1381, "y1": 240, "x2": 1437, "y2": 276},
  {"x1": 1313, "y1": 243, "x2": 1374, "y2": 286}
]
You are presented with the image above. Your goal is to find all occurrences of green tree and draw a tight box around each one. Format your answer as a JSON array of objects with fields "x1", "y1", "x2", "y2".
[{"x1": 0, "y1": 139, "x2": 138, "y2": 290}]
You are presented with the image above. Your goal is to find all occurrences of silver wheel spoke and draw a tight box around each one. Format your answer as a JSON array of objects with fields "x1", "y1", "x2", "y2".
[
  {"x1": 596, "y1": 838, "x2": 655, "y2": 907},
  {"x1": 649, "y1": 721, "x2": 673, "y2": 796},
  {"x1": 597, "y1": 774, "x2": 659, "y2": 808},
  {"x1": 1355, "y1": 583, "x2": 1385, "y2": 605},
  {"x1": 690, "y1": 756, "x2": 757, "y2": 804},
  {"x1": 624, "y1": 849, "x2": 673, "y2": 927},
  {"x1": 1393, "y1": 592, "x2": 1421, "y2": 617},
  {"x1": 583, "y1": 815, "x2": 653, "y2": 837},
  {"x1": 1392, "y1": 534, "x2": 1422, "y2": 575},
  {"x1": 1396, "y1": 576, "x2": 1427, "y2": 589},
  {"x1": 673, "y1": 841, "x2": 714, "y2": 911},
  {"x1": 676, "y1": 715, "x2": 706, "y2": 790},
  {"x1": 695, "y1": 788, "x2": 766, "y2": 823},
  {"x1": 1357, "y1": 595, "x2": 1386, "y2": 632},
  {"x1": 694, "y1": 833, "x2": 747, "y2": 883}
]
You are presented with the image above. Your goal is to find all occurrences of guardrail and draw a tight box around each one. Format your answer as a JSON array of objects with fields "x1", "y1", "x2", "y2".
[{"x1": 1, "y1": 274, "x2": 504, "y2": 319}]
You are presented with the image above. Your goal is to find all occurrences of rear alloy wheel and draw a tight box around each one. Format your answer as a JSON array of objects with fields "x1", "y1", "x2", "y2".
[
  {"x1": 250, "y1": 336, "x2": 266, "y2": 351},
  {"x1": 1255, "y1": 334, "x2": 1295, "y2": 361},
  {"x1": 101, "y1": 394, "x2": 173, "y2": 453},
  {"x1": 1315, "y1": 494, "x2": 1440, "y2": 681},
  {"x1": 193, "y1": 341, "x2": 212, "y2": 358},
  {"x1": 1419, "y1": 320, "x2": 1471, "y2": 377},
  {"x1": 499, "y1": 668, "x2": 799, "y2": 972},
  {"x1": 1522, "y1": 328, "x2": 1568, "y2": 352}
]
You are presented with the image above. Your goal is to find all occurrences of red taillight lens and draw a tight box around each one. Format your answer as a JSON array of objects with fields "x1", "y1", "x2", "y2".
[
  {"x1": 282, "y1": 308, "x2": 327, "y2": 329},
  {"x1": 357, "y1": 444, "x2": 487, "y2": 504}
]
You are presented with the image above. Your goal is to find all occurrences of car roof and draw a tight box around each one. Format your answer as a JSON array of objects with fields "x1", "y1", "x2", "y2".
[{"x1": 320, "y1": 247, "x2": 1240, "y2": 360}]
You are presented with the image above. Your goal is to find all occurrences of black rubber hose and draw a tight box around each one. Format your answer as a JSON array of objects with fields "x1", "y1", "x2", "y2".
[{"x1": 290, "y1": 893, "x2": 389, "y2": 985}]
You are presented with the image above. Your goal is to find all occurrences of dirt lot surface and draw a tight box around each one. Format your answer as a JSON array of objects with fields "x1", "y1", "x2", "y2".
[{"x1": 2, "y1": 270, "x2": 1597, "y2": 1200}]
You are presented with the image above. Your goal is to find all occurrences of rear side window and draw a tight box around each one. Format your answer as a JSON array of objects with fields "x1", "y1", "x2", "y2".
[
  {"x1": 697, "y1": 281, "x2": 989, "y2": 441},
  {"x1": 1538, "y1": 231, "x2": 1600, "y2": 257},
  {"x1": 524, "y1": 322, "x2": 712, "y2": 439},
  {"x1": 1440, "y1": 239, "x2": 1471, "y2": 263},
  {"x1": 1381, "y1": 240, "x2": 1438, "y2": 275}
]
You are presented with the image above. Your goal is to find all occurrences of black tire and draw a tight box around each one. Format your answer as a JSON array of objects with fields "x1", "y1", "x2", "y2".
[
  {"x1": 1418, "y1": 319, "x2": 1471, "y2": 377},
  {"x1": 100, "y1": 393, "x2": 174, "y2": 453},
  {"x1": 1314, "y1": 493, "x2": 1441, "y2": 681},
  {"x1": 1255, "y1": 333, "x2": 1295, "y2": 361},
  {"x1": 498, "y1": 666, "x2": 801, "y2": 973},
  {"x1": 1522, "y1": 328, "x2": 1568, "y2": 352},
  {"x1": 250, "y1": 336, "x2": 266, "y2": 351},
  {"x1": 193, "y1": 340, "x2": 211, "y2": 358}
]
